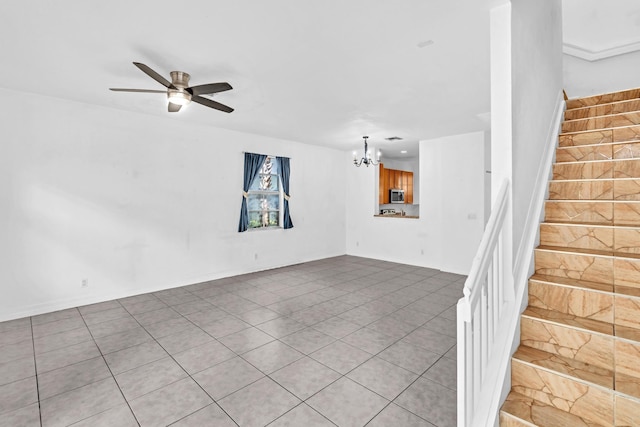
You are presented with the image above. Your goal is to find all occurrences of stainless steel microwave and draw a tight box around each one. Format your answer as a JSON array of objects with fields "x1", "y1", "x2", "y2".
[{"x1": 390, "y1": 189, "x2": 405, "y2": 203}]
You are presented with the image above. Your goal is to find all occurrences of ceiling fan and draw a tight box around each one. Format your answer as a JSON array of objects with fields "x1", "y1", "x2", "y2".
[{"x1": 110, "y1": 62, "x2": 234, "y2": 113}]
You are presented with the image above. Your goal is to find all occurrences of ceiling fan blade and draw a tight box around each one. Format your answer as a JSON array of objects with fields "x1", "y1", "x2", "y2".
[
  {"x1": 168, "y1": 103, "x2": 182, "y2": 113},
  {"x1": 192, "y1": 95, "x2": 234, "y2": 113},
  {"x1": 187, "y1": 82, "x2": 233, "y2": 96},
  {"x1": 109, "y1": 88, "x2": 166, "y2": 93},
  {"x1": 133, "y1": 62, "x2": 174, "y2": 88}
]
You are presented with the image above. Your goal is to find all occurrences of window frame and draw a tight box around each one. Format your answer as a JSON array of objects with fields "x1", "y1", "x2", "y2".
[{"x1": 246, "y1": 156, "x2": 283, "y2": 230}]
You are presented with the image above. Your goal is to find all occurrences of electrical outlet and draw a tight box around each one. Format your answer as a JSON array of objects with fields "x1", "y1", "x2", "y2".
[{"x1": 81, "y1": 279, "x2": 88, "y2": 288}]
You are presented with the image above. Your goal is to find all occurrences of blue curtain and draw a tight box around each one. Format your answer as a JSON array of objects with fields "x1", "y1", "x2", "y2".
[
  {"x1": 277, "y1": 156, "x2": 294, "y2": 229},
  {"x1": 238, "y1": 152, "x2": 267, "y2": 232}
]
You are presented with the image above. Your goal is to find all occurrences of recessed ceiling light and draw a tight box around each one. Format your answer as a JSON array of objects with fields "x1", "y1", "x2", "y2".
[
  {"x1": 401, "y1": 150, "x2": 408, "y2": 154},
  {"x1": 417, "y1": 40, "x2": 434, "y2": 48}
]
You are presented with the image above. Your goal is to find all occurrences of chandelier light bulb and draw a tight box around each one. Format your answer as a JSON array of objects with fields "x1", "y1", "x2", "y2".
[{"x1": 353, "y1": 136, "x2": 380, "y2": 168}]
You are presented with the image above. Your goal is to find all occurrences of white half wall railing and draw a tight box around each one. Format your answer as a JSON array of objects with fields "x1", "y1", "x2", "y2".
[{"x1": 457, "y1": 179, "x2": 514, "y2": 427}]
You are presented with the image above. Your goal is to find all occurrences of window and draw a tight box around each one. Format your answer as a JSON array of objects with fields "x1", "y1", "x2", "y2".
[{"x1": 247, "y1": 156, "x2": 281, "y2": 229}]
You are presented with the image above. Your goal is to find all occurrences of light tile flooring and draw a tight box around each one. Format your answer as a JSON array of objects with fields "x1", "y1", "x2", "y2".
[{"x1": 0, "y1": 256, "x2": 464, "y2": 427}]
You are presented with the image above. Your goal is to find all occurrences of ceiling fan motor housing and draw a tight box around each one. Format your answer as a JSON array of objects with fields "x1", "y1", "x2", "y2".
[
  {"x1": 168, "y1": 71, "x2": 192, "y2": 105},
  {"x1": 110, "y1": 62, "x2": 234, "y2": 113}
]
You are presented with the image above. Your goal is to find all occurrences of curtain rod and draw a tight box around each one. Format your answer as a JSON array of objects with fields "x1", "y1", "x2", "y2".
[{"x1": 241, "y1": 151, "x2": 291, "y2": 158}]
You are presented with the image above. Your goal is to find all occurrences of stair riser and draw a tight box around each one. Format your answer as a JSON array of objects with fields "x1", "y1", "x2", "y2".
[
  {"x1": 563, "y1": 112, "x2": 640, "y2": 133},
  {"x1": 553, "y1": 159, "x2": 640, "y2": 180},
  {"x1": 614, "y1": 258, "x2": 640, "y2": 290},
  {"x1": 615, "y1": 202, "x2": 640, "y2": 226},
  {"x1": 534, "y1": 250, "x2": 613, "y2": 284},
  {"x1": 502, "y1": 390, "x2": 640, "y2": 426},
  {"x1": 616, "y1": 340, "x2": 640, "y2": 400},
  {"x1": 566, "y1": 88, "x2": 640, "y2": 109},
  {"x1": 556, "y1": 144, "x2": 612, "y2": 163},
  {"x1": 511, "y1": 359, "x2": 614, "y2": 426},
  {"x1": 499, "y1": 413, "x2": 533, "y2": 427},
  {"x1": 540, "y1": 223, "x2": 612, "y2": 250},
  {"x1": 616, "y1": 394, "x2": 640, "y2": 426},
  {"x1": 553, "y1": 161, "x2": 612, "y2": 180},
  {"x1": 520, "y1": 316, "x2": 613, "y2": 370},
  {"x1": 556, "y1": 142, "x2": 640, "y2": 163},
  {"x1": 544, "y1": 201, "x2": 640, "y2": 226},
  {"x1": 548, "y1": 180, "x2": 640, "y2": 201},
  {"x1": 559, "y1": 126, "x2": 640, "y2": 147},
  {"x1": 529, "y1": 279, "x2": 640, "y2": 332},
  {"x1": 565, "y1": 99, "x2": 640, "y2": 120},
  {"x1": 614, "y1": 142, "x2": 640, "y2": 159},
  {"x1": 548, "y1": 180, "x2": 613, "y2": 200},
  {"x1": 535, "y1": 249, "x2": 640, "y2": 292},
  {"x1": 528, "y1": 280, "x2": 613, "y2": 323},
  {"x1": 615, "y1": 296, "x2": 640, "y2": 332},
  {"x1": 544, "y1": 201, "x2": 613, "y2": 225},
  {"x1": 539, "y1": 223, "x2": 640, "y2": 254}
]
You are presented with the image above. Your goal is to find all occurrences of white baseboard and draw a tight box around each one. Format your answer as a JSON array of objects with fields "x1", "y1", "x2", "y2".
[{"x1": 0, "y1": 251, "x2": 347, "y2": 322}]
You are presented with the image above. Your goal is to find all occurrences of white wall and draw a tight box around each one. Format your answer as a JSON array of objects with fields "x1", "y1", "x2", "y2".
[
  {"x1": 511, "y1": 0, "x2": 563, "y2": 257},
  {"x1": 346, "y1": 131, "x2": 486, "y2": 275},
  {"x1": 0, "y1": 88, "x2": 346, "y2": 321},
  {"x1": 564, "y1": 50, "x2": 640, "y2": 98}
]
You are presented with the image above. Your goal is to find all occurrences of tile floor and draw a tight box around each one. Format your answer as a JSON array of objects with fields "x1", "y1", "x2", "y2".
[{"x1": 0, "y1": 256, "x2": 464, "y2": 427}]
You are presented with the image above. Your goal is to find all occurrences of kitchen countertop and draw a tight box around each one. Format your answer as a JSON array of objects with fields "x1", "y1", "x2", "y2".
[{"x1": 373, "y1": 214, "x2": 419, "y2": 219}]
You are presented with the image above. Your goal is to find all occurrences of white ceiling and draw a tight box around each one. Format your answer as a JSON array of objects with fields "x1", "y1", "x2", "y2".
[
  {"x1": 0, "y1": 0, "x2": 506, "y2": 155},
  {"x1": 562, "y1": 0, "x2": 640, "y2": 98},
  {"x1": 563, "y1": 0, "x2": 640, "y2": 56}
]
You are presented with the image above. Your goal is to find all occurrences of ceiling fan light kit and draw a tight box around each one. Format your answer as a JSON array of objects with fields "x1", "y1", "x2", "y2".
[
  {"x1": 167, "y1": 89, "x2": 192, "y2": 106},
  {"x1": 110, "y1": 62, "x2": 234, "y2": 113},
  {"x1": 167, "y1": 71, "x2": 192, "y2": 106}
]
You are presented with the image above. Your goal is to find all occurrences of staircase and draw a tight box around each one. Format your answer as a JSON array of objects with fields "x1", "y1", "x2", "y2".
[{"x1": 500, "y1": 88, "x2": 640, "y2": 426}]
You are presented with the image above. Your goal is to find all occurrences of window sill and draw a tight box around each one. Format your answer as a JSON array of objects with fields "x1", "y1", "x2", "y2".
[
  {"x1": 247, "y1": 226, "x2": 283, "y2": 232},
  {"x1": 373, "y1": 214, "x2": 419, "y2": 219}
]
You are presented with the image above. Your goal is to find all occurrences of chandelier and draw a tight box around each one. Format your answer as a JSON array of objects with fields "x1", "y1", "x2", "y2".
[{"x1": 353, "y1": 136, "x2": 381, "y2": 167}]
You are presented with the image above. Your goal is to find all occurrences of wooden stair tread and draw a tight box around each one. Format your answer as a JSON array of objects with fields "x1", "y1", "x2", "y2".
[
  {"x1": 529, "y1": 273, "x2": 613, "y2": 293},
  {"x1": 530, "y1": 273, "x2": 640, "y2": 297},
  {"x1": 563, "y1": 110, "x2": 640, "y2": 125},
  {"x1": 545, "y1": 199, "x2": 640, "y2": 203},
  {"x1": 513, "y1": 345, "x2": 613, "y2": 389},
  {"x1": 560, "y1": 123, "x2": 640, "y2": 137},
  {"x1": 522, "y1": 306, "x2": 613, "y2": 336},
  {"x1": 536, "y1": 244, "x2": 640, "y2": 260},
  {"x1": 542, "y1": 219, "x2": 613, "y2": 227},
  {"x1": 616, "y1": 324, "x2": 640, "y2": 342},
  {"x1": 556, "y1": 140, "x2": 640, "y2": 148},
  {"x1": 566, "y1": 88, "x2": 640, "y2": 110},
  {"x1": 565, "y1": 99, "x2": 640, "y2": 121},
  {"x1": 541, "y1": 221, "x2": 640, "y2": 230},
  {"x1": 524, "y1": 306, "x2": 640, "y2": 343},
  {"x1": 554, "y1": 158, "x2": 640, "y2": 165},
  {"x1": 501, "y1": 391, "x2": 610, "y2": 427},
  {"x1": 566, "y1": 96, "x2": 640, "y2": 112},
  {"x1": 550, "y1": 177, "x2": 640, "y2": 182},
  {"x1": 615, "y1": 285, "x2": 640, "y2": 298}
]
